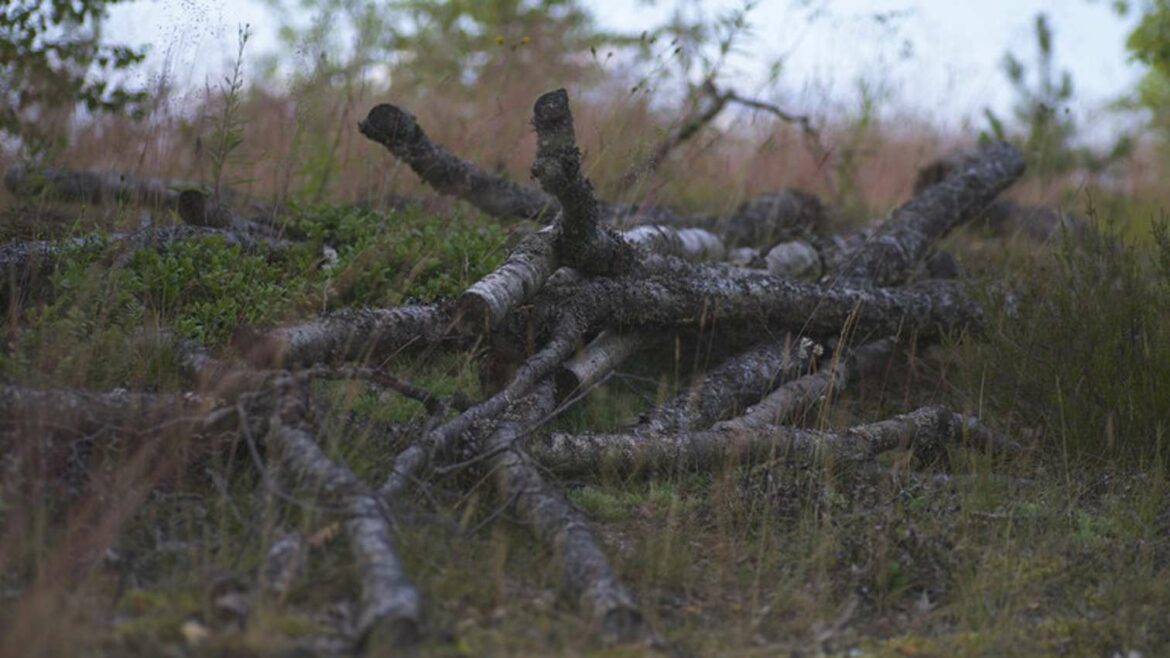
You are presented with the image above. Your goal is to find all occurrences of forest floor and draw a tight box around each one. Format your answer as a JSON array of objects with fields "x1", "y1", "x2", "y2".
[{"x1": 1, "y1": 186, "x2": 1168, "y2": 658}]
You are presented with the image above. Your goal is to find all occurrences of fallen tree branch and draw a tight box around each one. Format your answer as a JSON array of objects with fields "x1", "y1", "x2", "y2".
[
  {"x1": 4, "y1": 165, "x2": 190, "y2": 208},
  {"x1": 0, "y1": 384, "x2": 216, "y2": 438},
  {"x1": 528, "y1": 262, "x2": 982, "y2": 341},
  {"x1": 239, "y1": 303, "x2": 455, "y2": 369},
  {"x1": 729, "y1": 338, "x2": 895, "y2": 430},
  {"x1": 379, "y1": 315, "x2": 582, "y2": 501},
  {"x1": 636, "y1": 334, "x2": 822, "y2": 434},
  {"x1": 532, "y1": 89, "x2": 642, "y2": 275},
  {"x1": 479, "y1": 381, "x2": 645, "y2": 641},
  {"x1": 835, "y1": 141, "x2": 1026, "y2": 286},
  {"x1": 459, "y1": 222, "x2": 726, "y2": 334},
  {"x1": 359, "y1": 103, "x2": 553, "y2": 221},
  {"x1": 536, "y1": 404, "x2": 1017, "y2": 477},
  {"x1": 358, "y1": 102, "x2": 825, "y2": 247},
  {"x1": 534, "y1": 338, "x2": 894, "y2": 477},
  {"x1": 175, "y1": 189, "x2": 306, "y2": 240},
  {"x1": 555, "y1": 330, "x2": 646, "y2": 402},
  {"x1": 913, "y1": 155, "x2": 1087, "y2": 242},
  {"x1": 456, "y1": 226, "x2": 560, "y2": 333},
  {"x1": 267, "y1": 392, "x2": 422, "y2": 647}
]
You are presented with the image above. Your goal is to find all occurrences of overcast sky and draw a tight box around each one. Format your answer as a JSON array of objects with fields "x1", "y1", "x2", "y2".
[{"x1": 105, "y1": 0, "x2": 1143, "y2": 137}]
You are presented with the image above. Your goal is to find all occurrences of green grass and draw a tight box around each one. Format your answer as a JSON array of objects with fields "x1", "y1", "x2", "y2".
[{"x1": 952, "y1": 210, "x2": 1170, "y2": 468}]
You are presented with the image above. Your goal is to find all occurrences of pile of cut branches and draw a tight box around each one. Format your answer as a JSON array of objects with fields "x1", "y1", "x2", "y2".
[{"x1": 2, "y1": 88, "x2": 1033, "y2": 651}]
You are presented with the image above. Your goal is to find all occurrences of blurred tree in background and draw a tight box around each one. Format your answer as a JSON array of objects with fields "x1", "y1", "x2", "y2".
[
  {"x1": 985, "y1": 12, "x2": 1131, "y2": 179},
  {"x1": 0, "y1": 0, "x2": 148, "y2": 155},
  {"x1": 260, "y1": 0, "x2": 634, "y2": 102},
  {"x1": 1122, "y1": 1, "x2": 1170, "y2": 159}
]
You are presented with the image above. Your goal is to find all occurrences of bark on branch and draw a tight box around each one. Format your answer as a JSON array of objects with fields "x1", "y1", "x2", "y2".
[
  {"x1": 379, "y1": 316, "x2": 583, "y2": 501},
  {"x1": 0, "y1": 385, "x2": 215, "y2": 438},
  {"x1": 531, "y1": 89, "x2": 642, "y2": 275},
  {"x1": 530, "y1": 261, "x2": 981, "y2": 341},
  {"x1": 457, "y1": 222, "x2": 726, "y2": 335},
  {"x1": 359, "y1": 103, "x2": 553, "y2": 221},
  {"x1": 536, "y1": 404, "x2": 1015, "y2": 477},
  {"x1": 480, "y1": 382, "x2": 644, "y2": 641},
  {"x1": 267, "y1": 394, "x2": 422, "y2": 646},
  {"x1": 239, "y1": 303, "x2": 455, "y2": 369},
  {"x1": 358, "y1": 103, "x2": 825, "y2": 248},
  {"x1": 835, "y1": 141, "x2": 1026, "y2": 286},
  {"x1": 636, "y1": 334, "x2": 822, "y2": 434}
]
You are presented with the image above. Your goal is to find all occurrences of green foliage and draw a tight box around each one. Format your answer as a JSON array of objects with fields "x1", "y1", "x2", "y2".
[
  {"x1": 984, "y1": 13, "x2": 1131, "y2": 178},
  {"x1": 1126, "y1": 0, "x2": 1170, "y2": 77},
  {"x1": 124, "y1": 236, "x2": 315, "y2": 345},
  {"x1": 955, "y1": 215, "x2": 1170, "y2": 468},
  {"x1": 1120, "y1": 1, "x2": 1170, "y2": 159},
  {"x1": 4, "y1": 204, "x2": 506, "y2": 388},
  {"x1": 0, "y1": 0, "x2": 148, "y2": 153},
  {"x1": 2, "y1": 234, "x2": 318, "y2": 387},
  {"x1": 293, "y1": 203, "x2": 508, "y2": 308}
]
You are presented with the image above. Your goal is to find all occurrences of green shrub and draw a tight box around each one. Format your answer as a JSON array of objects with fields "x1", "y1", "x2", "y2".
[{"x1": 2, "y1": 203, "x2": 506, "y2": 387}]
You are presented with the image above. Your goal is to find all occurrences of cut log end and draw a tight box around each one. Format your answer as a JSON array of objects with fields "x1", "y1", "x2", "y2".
[
  {"x1": 360, "y1": 104, "x2": 423, "y2": 151},
  {"x1": 554, "y1": 366, "x2": 584, "y2": 404},
  {"x1": 599, "y1": 605, "x2": 646, "y2": 644},
  {"x1": 232, "y1": 326, "x2": 287, "y2": 369},
  {"x1": 176, "y1": 189, "x2": 231, "y2": 228},
  {"x1": 360, "y1": 616, "x2": 422, "y2": 652},
  {"x1": 454, "y1": 293, "x2": 495, "y2": 335},
  {"x1": 533, "y1": 88, "x2": 572, "y2": 128}
]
